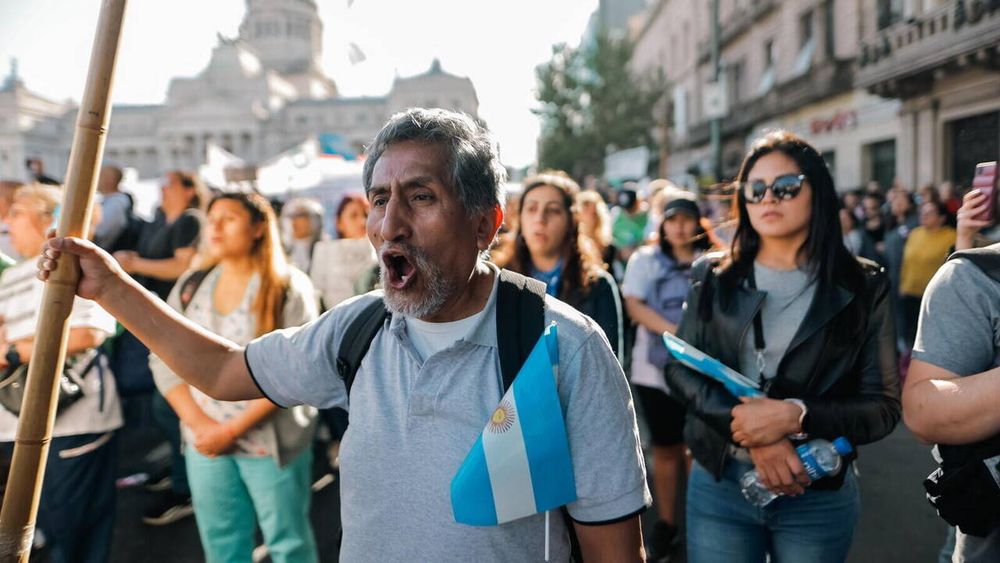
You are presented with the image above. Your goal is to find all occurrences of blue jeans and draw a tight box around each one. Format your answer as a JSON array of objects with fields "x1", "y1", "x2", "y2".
[
  {"x1": 152, "y1": 389, "x2": 189, "y2": 495},
  {"x1": 186, "y1": 446, "x2": 318, "y2": 563},
  {"x1": 687, "y1": 459, "x2": 860, "y2": 563}
]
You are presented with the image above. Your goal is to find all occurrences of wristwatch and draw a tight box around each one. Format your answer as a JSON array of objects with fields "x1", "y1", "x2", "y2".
[{"x1": 784, "y1": 398, "x2": 808, "y2": 440}]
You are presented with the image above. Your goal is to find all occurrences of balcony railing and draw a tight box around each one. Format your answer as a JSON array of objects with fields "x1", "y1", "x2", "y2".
[{"x1": 856, "y1": 0, "x2": 1000, "y2": 97}]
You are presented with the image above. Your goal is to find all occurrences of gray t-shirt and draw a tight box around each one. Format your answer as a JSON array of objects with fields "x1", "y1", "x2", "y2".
[
  {"x1": 913, "y1": 258, "x2": 1000, "y2": 373},
  {"x1": 739, "y1": 262, "x2": 817, "y2": 382},
  {"x1": 245, "y1": 265, "x2": 650, "y2": 562},
  {"x1": 913, "y1": 258, "x2": 1000, "y2": 563}
]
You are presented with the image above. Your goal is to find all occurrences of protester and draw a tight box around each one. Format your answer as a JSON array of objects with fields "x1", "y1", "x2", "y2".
[
  {"x1": 842, "y1": 189, "x2": 864, "y2": 222},
  {"x1": 665, "y1": 131, "x2": 900, "y2": 562},
  {"x1": 622, "y1": 191, "x2": 712, "y2": 559},
  {"x1": 333, "y1": 192, "x2": 369, "y2": 240},
  {"x1": 898, "y1": 201, "x2": 956, "y2": 349},
  {"x1": 903, "y1": 239, "x2": 1000, "y2": 562},
  {"x1": 576, "y1": 189, "x2": 616, "y2": 270},
  {"x1": 151, "y1": 192, "x2": 319, "y2": 563},
  {"x1": 938, "y1": 180, "x2": 961, "y2": 217},
  {"x1": 280, "y1": 197, "x2": 326, "y2": 276},
  {"x1": 93, "y1": 165, "x2": 137, "y2": 252},
  {"x1": 611, "y1": 184, "x2": 649, "y2": 266},
  {"x1": 115, "y1": 170, "x2": 206, "y2": 526},
  {"x1": 840, "y1": 206, "x2": 864, "y2": 256},
  {"x1": 38, "y1": 108, "x2": 651, "y2": 561},
  {"x1": 954, "y1": 187, "x2": 1000, "y2": 250},
  {"x1": 883, "y1": 190, "x2": 919, "y2": 350},
  {"x1": 505, "y1": 170, "x2": 623, "y2": 356},
  {"x1": 861, "y1": 193, "x2": 887, "y2": 262},
  {"x1": 0, "y1": 180, "x2": 23, "y2": 259},
  {"x1": 0, "y1": 183, "x2": 120, "y2": 563}
]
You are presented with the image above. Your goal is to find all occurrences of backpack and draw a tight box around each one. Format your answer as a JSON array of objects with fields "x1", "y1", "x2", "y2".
[
  {"x1": 923, "y1": 244, "x2": 1000, "y2": 537},
  {"x1": 335, "y1": 268, "x2": 583, "y2": 560},
  {"x1": 644, "y1": 250, "x2": 694, "y2": 369}
]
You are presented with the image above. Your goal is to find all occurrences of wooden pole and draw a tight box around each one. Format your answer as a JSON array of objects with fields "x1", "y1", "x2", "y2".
[{"x1": 0, "y1": 1, "x2": 127, "y2": 560}]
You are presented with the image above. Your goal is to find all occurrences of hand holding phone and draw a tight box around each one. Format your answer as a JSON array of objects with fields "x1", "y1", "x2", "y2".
[{"x1": 971, "y1": 162, "x2": 997, "y2": 223}]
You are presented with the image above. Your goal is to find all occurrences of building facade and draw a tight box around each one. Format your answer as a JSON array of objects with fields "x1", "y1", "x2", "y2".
[
  {"x1": 629, "y1": 0, "x2": 999, "y2": 192},
  {"x1": 857, "y1": 0, "x2": 1000, "y2": 189},
  {"x1": 0, "y1": 0, "x2": 479, "y2": 181}
]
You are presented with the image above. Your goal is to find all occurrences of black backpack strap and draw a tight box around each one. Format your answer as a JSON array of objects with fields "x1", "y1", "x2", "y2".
[
  {"x1": 496, "y1": 269, "x2": 584, "y2": 561},
  {"x1": 949, "y1": 243, "x2": 1000, "y2": 282},
  {"x1": 495, "y1": 269, "x2": 547, "y2": 392},
  {"x1": 178, "y1": 267, "x2": 215, "y2": 313},
  {"x1": 336, "y1": 298, "x2": 389, "y2": 395}
]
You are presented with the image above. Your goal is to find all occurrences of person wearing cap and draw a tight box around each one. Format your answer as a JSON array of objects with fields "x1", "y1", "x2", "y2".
[{"x1": 622, "y1": 192, "x2": 713, "y2": 559}]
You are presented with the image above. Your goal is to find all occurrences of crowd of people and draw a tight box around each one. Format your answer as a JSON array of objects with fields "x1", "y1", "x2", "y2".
[{"x1": 0, "y1": 107, "x2": 997, "y2": 563}]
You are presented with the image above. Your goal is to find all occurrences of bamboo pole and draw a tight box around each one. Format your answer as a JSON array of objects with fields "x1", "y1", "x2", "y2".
[{"x1": 0, "y1": 1, "x2": 127, "y2": 560}]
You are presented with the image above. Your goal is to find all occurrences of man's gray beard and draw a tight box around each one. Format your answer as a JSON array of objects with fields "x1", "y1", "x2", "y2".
[{"x1": 379, "y1": 245, "x2": 455, "y2": 319}]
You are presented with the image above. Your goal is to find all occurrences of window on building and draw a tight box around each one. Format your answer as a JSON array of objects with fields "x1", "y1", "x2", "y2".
[
  {"x1": 793, "y1": 11, "x2": 816, "y2": 76},
  {"x1": 877, "y1": 0, "x2": 903, "y2": 30},
  {"x1": 758, "y1": 39, "x2": 776, "y2": 95},
  {"x1": 820, "y1": 2, "x2": 834, "y2": 59},
  {"x1": 867, "y1": 139, "x2": 896, "y2": 192},
  {"x1": 949, "y1": 111, "x2": 999, "y2": 188},
  {"x1": 727, "y1": 59, "x2": 745, "y2": 104},
  {"x1": 800, "y1": 10, "x2": 814, "y2": 48}
]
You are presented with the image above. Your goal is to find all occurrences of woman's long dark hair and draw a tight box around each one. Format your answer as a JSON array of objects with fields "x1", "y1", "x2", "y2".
[
  {"x1": 507, "y1": 171, "x2": 596, "y2": 301},
  {"x1": 710, "y1": 131, "x2": 866, "y2": 339}
]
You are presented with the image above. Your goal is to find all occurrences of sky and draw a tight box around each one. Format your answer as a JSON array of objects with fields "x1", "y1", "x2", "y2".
[{"x1": 0, "y1": 0, "x2": 599, "y2": 168}]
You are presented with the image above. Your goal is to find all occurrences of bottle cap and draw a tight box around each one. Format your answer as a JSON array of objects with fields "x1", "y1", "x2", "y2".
[{"x1": 832, "y1": 437, "x2": 853, "y2": 455}]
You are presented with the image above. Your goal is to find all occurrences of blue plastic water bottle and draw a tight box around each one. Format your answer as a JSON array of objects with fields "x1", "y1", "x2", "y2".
[{"x1": 739, "y1": 437, "x2": 854, "y2": 507}]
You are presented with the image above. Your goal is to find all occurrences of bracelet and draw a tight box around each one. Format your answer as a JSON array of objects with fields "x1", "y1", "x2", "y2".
[{"x1": 784, "y1": 398, "x2": 808, "y2": 440}]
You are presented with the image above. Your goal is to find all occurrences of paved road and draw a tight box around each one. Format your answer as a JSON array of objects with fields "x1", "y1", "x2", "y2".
[
  {"x1": 96, "y1": 399, "x2": 947, "y2": 562},
  {"x1": 848, "y1": 426, "x2": 947, "y2": 563}
]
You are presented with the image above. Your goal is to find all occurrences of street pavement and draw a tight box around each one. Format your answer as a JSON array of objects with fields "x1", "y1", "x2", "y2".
[{"x1": 94, "y1": 398, "x2": 946, "y2": 562}]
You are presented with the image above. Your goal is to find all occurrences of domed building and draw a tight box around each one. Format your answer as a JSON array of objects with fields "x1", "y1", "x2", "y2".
[{"x1": 0, "y1": 0, "x2": 480, "y2": 180}]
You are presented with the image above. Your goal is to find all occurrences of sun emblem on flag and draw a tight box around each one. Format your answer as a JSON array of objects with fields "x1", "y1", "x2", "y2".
[{"x1": 487, "y1": 398, "x2": 516, "y2": 434}]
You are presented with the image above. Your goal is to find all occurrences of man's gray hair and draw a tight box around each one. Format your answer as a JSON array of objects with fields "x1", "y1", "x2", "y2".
[{"x1": 362, "y1": 108, "x2": 507, "y2": 216}]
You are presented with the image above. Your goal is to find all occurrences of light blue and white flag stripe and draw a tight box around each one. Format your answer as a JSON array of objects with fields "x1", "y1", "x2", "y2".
[{"x1": 451, "y1": 323, "x2": 577, "y2": 526}]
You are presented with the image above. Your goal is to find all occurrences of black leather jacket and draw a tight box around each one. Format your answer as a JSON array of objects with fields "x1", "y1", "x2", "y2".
[{"x1": 665, "y1": 255, "x2": 901, "y2": 489}]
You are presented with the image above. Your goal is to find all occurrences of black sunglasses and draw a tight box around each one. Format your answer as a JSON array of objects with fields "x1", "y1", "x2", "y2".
[{"x1": 740, "y1": 174, "x2": 807, "y2": 204}]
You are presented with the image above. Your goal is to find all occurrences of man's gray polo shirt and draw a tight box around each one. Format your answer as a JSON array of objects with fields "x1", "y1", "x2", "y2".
[{"x1": 246, "y1": 268, "x2": 650, "y2": 561}]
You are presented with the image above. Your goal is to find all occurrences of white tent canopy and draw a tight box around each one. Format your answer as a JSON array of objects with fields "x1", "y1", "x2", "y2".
[{"x1": 255, "y1": 138, "x2": 364, "y2": 200}]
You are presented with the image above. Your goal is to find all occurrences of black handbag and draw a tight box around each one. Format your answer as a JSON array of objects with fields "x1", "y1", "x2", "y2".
[
  {"x1": 924, "y1": 439, "x2": 1000, "y2": 537},
  {"x1": 0, "y1": 348, "x2": 101, "y2": 417}
]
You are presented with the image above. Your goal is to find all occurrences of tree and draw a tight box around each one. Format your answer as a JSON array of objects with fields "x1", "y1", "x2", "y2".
[{"x1": 534, "y1": 33, "x2": 665, "y2": 180}]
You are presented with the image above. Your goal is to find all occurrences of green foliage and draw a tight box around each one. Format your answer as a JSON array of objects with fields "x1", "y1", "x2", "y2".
[{"x1": 534, "y1": 33, "x2": 665, "y2": 179}]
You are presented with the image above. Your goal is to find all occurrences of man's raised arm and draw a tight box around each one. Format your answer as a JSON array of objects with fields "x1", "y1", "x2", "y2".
[{"x1": 37, "y1": 235, "x2": 260, "y2": 401}]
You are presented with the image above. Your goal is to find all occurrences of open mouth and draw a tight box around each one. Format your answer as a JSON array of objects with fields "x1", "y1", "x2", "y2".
[{"x1": 382, "y1": 249, "x2": 418, "y2": 290}]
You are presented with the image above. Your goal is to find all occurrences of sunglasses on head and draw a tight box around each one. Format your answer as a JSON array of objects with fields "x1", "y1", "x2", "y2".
[{"x1": 740, "y1": 174, "x2": 807, "y2": 204}]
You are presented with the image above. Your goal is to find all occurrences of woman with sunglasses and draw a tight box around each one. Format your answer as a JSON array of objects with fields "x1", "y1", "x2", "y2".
[
  {"x1": 665, "y1": 131, "x2": 900, "y2": 563},
  {"x1": 151, "y1": 192, "x2": 320, "y2": 563}
]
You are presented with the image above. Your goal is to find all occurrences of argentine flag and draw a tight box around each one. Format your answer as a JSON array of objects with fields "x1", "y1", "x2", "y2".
[{"x1": 451, "y1": 323, "x2": 577, "y2": 526}]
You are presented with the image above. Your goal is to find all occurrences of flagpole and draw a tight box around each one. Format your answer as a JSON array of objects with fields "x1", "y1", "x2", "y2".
[
  {"x1": 0, "y1": 1, "x2": 128, "y2": 560},
  {"x1": 544, "y1": 510, "x2": 550, "y2": 562}
]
